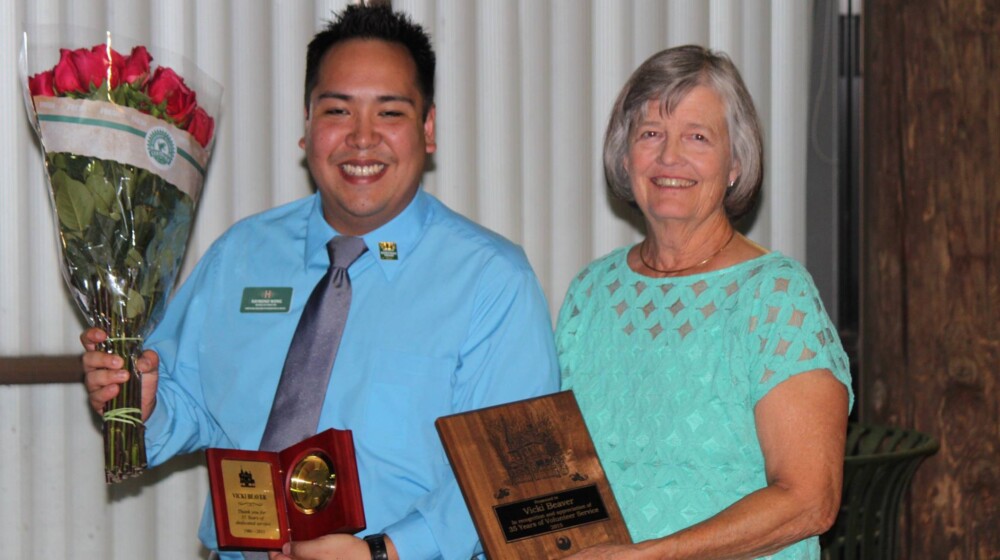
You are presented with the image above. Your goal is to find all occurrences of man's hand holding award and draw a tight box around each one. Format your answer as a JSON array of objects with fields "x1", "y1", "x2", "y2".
[{"x1": 206, "y1": 429, "x2": 366, "y2": 551}]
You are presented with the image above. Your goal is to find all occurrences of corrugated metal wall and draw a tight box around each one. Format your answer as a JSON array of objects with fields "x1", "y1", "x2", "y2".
[{"x1": 0, "y1": 1, "x2": 814, "y2": 558}]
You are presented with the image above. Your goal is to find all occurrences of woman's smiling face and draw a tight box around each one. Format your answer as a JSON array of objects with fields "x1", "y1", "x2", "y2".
[{"x1": 626, "y1": 85, "x2": 738, "y2": 228}]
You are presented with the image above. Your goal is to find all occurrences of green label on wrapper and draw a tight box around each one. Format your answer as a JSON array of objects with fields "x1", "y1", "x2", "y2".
[
  {"x1": 145, "y1": 127, "x2": 177, "y2": 168},
  {"x1": 241, "y1": 287, "x2": 293, "y2": 313}
]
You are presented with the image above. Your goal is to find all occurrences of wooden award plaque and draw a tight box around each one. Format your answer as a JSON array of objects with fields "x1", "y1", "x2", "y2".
[
  {"x1": 436, "y1": 391, "x2": 631, "y2": 559},
  {"x1": 206, "y1": 428, "x2": 366, "y2": 551}
]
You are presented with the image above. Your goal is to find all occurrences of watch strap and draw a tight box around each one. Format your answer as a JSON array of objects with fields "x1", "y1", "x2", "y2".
[{"x1": 364, "y1": 533, "x2": 389, "y2": 560}]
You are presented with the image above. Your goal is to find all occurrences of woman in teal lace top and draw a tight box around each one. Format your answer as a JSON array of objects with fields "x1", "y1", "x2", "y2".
[{"x1": 558, "y1": 46, "x2": 853, "y2": 559}]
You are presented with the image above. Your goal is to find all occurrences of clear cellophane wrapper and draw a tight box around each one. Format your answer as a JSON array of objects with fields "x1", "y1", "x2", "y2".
[{"x1": 21, "y1": 26, "x2": 222, "y2": 483}]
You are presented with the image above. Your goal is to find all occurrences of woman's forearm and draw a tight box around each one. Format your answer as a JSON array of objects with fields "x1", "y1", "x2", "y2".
[{"x1": 634, "y1": 479, "x2": 838, "y2": 560}]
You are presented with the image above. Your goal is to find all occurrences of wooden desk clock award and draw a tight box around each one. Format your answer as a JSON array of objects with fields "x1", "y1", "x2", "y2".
[
  {"x1": 437, "y1": 391, "x2": 631, "y2": 559},
  {"x1": 206, "y1": 428, "x2": 365, "y2": 551}
]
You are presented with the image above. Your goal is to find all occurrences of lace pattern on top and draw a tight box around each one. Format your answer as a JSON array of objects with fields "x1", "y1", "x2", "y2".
[{"x1": 556, "y1": 248, "x2": 852, "y2": 559}]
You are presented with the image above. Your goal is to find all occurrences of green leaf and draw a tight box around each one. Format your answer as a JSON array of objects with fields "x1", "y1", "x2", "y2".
[
  {"x1": 125, "y1": 288, "x2": 145, "y2": 319},
  {"x1": 52, "y1": 170, "x2": 96, "y2": 231},
  {"x1": 86, "y1": 168, "x2": 118, "y2": 217},
  {"x1": 125, "y1": 247, "x2": 144, "y2": 269},
  {"x1": 138, "y1": 201, "x2": 156, "y2": 222},
  {"x1": 47, "y1": 153, "x2": 68, "y2": 170},
  {"x1": 139, "y1": 263, "x2": 161, "y2": 298},
  {"x1": 117, "y1": 164, "x2": 137, "y2": 201},
  {"x1": 94, "y1": 80, "x2": 111, "y2": 102},
  {"x1": 125, "y1": 88, "x2": 153, "y2": 113}
]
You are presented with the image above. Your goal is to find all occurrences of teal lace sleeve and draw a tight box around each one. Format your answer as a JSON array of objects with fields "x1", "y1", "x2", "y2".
[{"x1": 743, "y1": 259, "x2": 853, "y2": 408}]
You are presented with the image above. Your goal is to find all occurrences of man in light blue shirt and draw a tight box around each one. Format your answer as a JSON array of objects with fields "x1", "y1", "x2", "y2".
[{"x1": 82, "y1": 5, "x2": 559, "y2": 560}]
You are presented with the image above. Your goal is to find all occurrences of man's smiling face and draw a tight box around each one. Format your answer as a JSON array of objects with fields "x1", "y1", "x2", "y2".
[{"x1": 302, "y1": 38, "x2": 436, "y2": 235}]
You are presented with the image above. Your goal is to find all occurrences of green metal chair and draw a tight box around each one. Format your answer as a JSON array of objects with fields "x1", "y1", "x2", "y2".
[{"x1": 820, "y1": 423, "x2": 939, "y2": 560}]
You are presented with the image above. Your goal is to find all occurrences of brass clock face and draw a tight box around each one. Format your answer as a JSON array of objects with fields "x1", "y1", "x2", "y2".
[{"x1": 288, "y1": 453, "x2": 337, "y2": 514}]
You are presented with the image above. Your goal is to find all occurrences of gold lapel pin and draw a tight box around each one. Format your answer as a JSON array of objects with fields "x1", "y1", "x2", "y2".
[{"x1": 378, "y1": 241, "x2": 398, "y2": 260}]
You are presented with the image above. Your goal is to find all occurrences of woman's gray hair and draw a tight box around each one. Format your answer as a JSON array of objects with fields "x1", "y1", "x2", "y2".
[{"x1": 603, "y1": 45, "x2": 764, "y2": 222}]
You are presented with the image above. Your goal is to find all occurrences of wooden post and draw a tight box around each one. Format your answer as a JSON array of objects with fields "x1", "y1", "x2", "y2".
[
  {"x1": 0, "y1": 356, "x2": 82, "y2": 384},
  {"x1": 862, "y1": 0, "x2": 999, "y2": 557}
]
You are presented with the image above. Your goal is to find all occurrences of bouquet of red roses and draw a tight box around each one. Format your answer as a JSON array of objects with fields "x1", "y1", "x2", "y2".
[{"x1": 20, "y1": 30, "x2": 221, "y2": 483}]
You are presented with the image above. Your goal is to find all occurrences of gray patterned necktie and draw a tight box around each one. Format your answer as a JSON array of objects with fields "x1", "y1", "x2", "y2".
[
  {"x1": 243, "y1": 236, "x2": 366, "y2": 560},
  {"x1": 258, "y1": 235, "x2": 368, "y2": 452}
]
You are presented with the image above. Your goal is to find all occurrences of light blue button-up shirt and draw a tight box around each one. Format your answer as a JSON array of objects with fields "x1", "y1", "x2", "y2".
[{"x1": 143, "y1": 189, "x2": 560, "y2": 559}]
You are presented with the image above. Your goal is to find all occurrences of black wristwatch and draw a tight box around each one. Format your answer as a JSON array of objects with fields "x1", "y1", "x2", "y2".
[{"x1": 364, "y1": 533, "x2": 389, "y2": 560}]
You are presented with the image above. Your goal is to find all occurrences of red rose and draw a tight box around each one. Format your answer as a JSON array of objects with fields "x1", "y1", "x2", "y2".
[
  {"x1": 29, "y1": 70, "x2": 56, "y2": 96},
  {"x1": 106, "y1": 47, "x2": 126, "y2": 88},
  {"x1": 52, "y1": 45, "x2": 124, "y2": 94},
  {"x1": 186, "y1": 106, "x2": 215, "y2": 148},
  {"x1": 122, "y1": 46, "x2": 152, "y2": 86},
  {"x1": 146, "y1": 66, "x2": 197, "y2": 127}
]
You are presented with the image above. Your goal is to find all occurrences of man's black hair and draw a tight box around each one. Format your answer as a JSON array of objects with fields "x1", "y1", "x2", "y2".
[{"x1": 304, "y1": 4, "x2": 436, "y2": 119}]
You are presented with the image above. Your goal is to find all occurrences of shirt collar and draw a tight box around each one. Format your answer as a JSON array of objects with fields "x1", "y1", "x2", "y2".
[{"x1": 304, "y1": 189, "x2": 432, "y2": 281}]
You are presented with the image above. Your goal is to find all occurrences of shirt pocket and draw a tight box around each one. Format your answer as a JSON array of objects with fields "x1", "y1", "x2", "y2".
[{"x1": 364, "y1": 350, "x2": 457, "y2": 454}]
